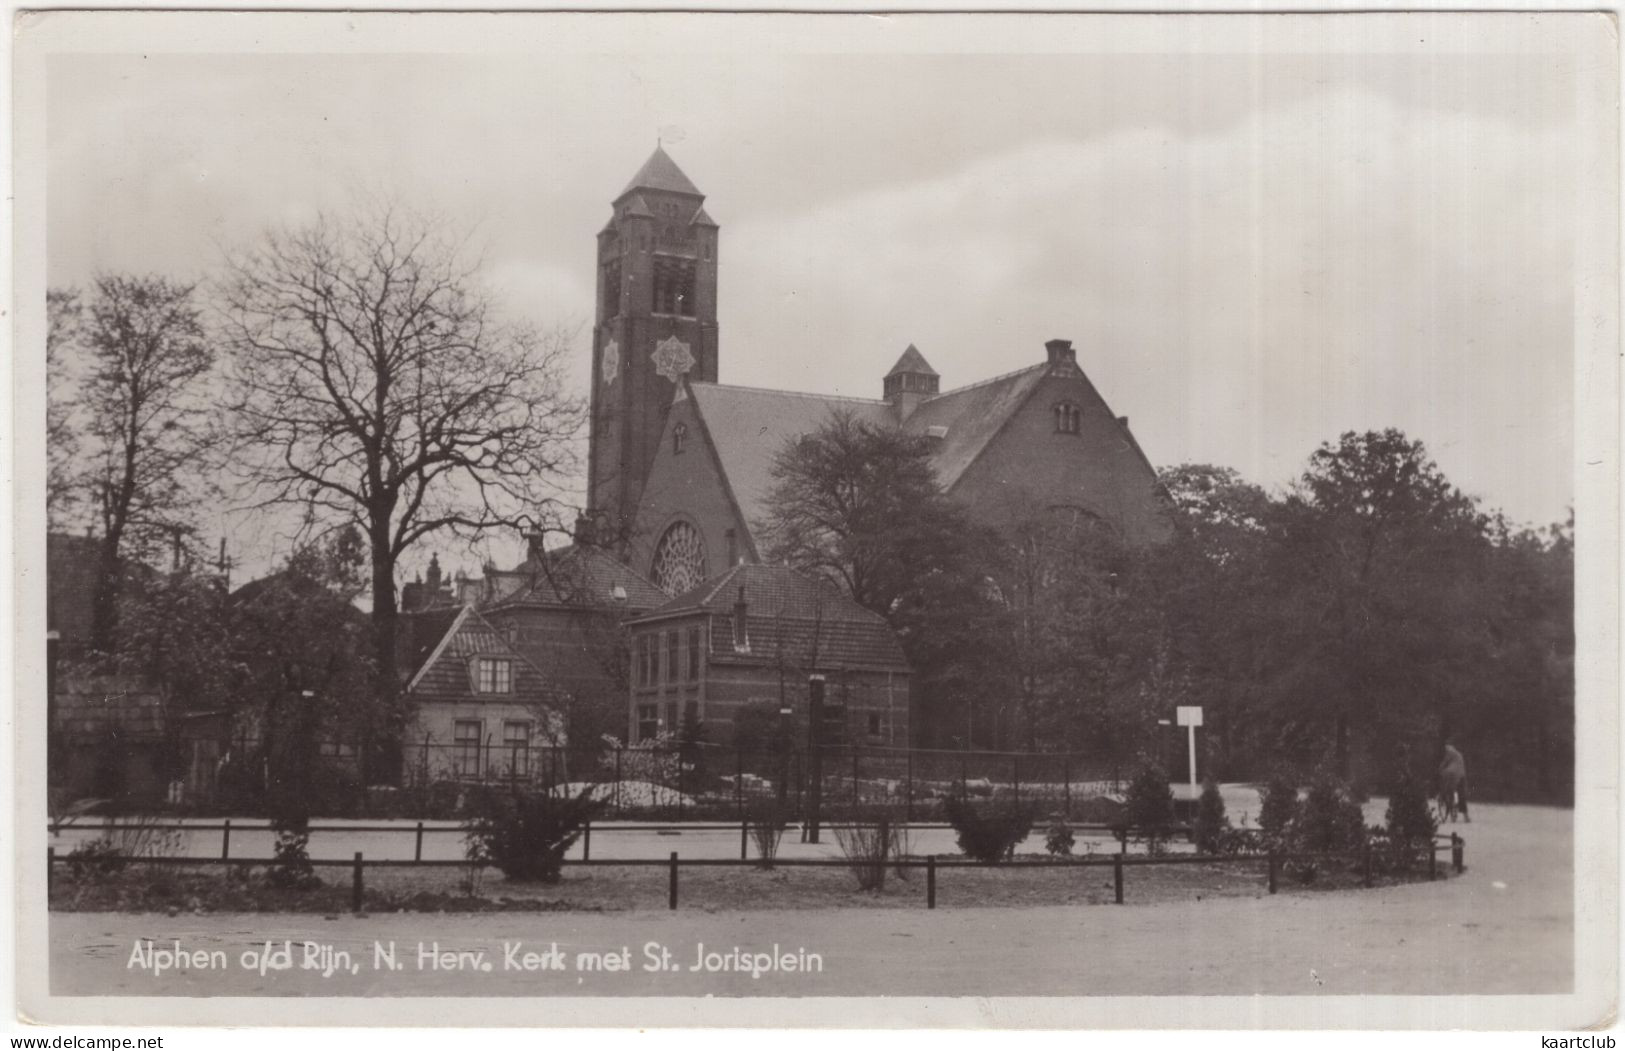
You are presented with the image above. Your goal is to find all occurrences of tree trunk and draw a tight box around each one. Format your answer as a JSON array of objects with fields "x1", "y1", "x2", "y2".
[{"x1": 367, "y1": 522, "x2": 401, "y2": 789}]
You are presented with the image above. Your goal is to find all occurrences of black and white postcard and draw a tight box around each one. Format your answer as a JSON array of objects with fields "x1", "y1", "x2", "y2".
[{"x1": 8, "y1": 9, "x2": 1619, "y2": 1032}]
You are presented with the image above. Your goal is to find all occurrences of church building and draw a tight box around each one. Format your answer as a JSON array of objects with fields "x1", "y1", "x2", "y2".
[{"x1": 589, "y1": 146, "x2": 1172, "y2": 599}]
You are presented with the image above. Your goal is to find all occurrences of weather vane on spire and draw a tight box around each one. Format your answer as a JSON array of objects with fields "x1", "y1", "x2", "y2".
[{"x1": 657, "y1": 124, "x2": 687, "y2": 148}]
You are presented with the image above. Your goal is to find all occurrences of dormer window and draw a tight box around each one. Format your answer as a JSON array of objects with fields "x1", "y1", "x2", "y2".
[
  {"x1": 474, "y1": 657, "x2": 513, "y2": 694},
  {"x1": 672, "y1": 422, "x2": 688, "y2": 454},
  {"x1": 1054, "y1": 402, "x2": 1082, "y2": 435}
]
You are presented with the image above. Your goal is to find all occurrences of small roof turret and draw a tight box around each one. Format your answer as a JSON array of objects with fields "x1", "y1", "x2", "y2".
[{"x1": 885, "y1": 344, "x2": 938, "y2": 379}]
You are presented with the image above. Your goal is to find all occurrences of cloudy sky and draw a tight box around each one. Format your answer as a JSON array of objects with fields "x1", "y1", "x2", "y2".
[{"x1": 43, "y1": 16, "x2": 1587, "y2": 576}]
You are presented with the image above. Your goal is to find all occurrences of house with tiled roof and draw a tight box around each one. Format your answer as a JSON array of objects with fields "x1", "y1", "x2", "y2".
[
  {"x1": 399, "y1": 604, "x2": 563, "y2": 782},
  {"x1": 460, "y1": 541, "x2": 668, "y2": 743},
  {"x1": 623, "y1": 563, "x2": 910, "y2": 747}
]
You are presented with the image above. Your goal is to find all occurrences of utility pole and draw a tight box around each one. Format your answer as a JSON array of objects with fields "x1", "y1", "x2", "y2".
[{"x1": 806, "y1": 674, "x2": 825, "y2": 844}]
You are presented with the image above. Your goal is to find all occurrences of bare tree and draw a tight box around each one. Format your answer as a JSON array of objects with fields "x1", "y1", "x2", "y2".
[
  {"x1": 46, "y1": 288, "x2": 83, "y2": 527},
  {"x1": 217, "y1": 203, "x2": 584, "y2": 777},
  {"x1": 75, "y1": 275, "x2": 216, "y2": 652}
]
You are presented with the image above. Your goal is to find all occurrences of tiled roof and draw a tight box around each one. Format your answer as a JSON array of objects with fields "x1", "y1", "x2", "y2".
[
  {"x1": 899, "y1": 363, "x2": 1048, "y2": 487},
  {"x1": 397, "y1": 606, "x2": 464, "y2": 685},
  {"x1": 486, "y1": 544, "x2": 667, "y2": 613},
  {"x1": 618, "y1": 146, "x2": 703, "y2": 200},
  {"x1": 885, "y1": 344, "x2": 938, "y2": 378},
  {"x1": 686, "y1": 383, "x2": 894, "y2": 536},
  {"x1": 686, "y1": 363, "x2": 1050, "y2": 534},
  {"x1": 629, "y1": 564, "x2": 909, "y2": 673}
]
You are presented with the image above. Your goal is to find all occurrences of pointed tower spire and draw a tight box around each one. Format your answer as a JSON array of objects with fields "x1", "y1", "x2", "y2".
[
  {"x1": 884, "y1": 344, "x2": 940, "y2": 421},
  {"x1": 617, "y1": 145, "x2": 703, "y2": 201}
]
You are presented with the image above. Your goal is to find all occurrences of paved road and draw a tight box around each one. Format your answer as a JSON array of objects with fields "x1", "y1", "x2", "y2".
[{"x1": 48, "y1": 803, "x2": 1572, "y2": 999}]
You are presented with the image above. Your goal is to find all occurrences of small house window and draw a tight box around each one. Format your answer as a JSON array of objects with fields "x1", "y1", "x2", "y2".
[
  {"x1": 687, "y1": 626, "x2": 702, "y2": 682},
  {"x1": 637, "y1": 704, "x2": 660, "y2": 742},
  {"x1": 1054, "y1": 402, "x2": 1082, "y2": 435},
  {"x1": 637, "y1": 635, "x2": 655, "y2": 687},
  {"x1": 672, "y1": 423, "x2": 688, "y2": 454},
  {"x1": 502, "y1": 721, "x2": 532, "y2": 778},
  {"x1": 475, "y1": 657, "x2": 512, "y2": 694},
  {"x1": 666, "y1": 631, "x2": 680, "y2": 684},
  {"x1": 453, "y1": 720, "x2": 483, "y2": 779},
  {"x1": 868, "y1": 713, "x2": 884, "y2": 737}
]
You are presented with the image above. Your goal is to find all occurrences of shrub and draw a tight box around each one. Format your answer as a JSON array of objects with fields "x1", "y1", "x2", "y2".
[
  {"x1": 832, "y1": 815, "x2": 905, "y2": 891},
  {"x1": 1297, "y1": 773, "x2": 1367, "y2": 854},
  {"x1": 1258, "y1": 773, "x2": 1300, "y2": 840},
  {"x1": 66, "y1": 836, "x2": 126, "y2": 880},
  {"x1": 1044, "y1": 815, "x2": 1075, "y2": 857},
  {"x1": 941, "y1": 796, "x2": 1035, "y2": 862},
  {"x1": 748, "y1": 801, "x2": 788, "y2": 869},
  {"x1": 1193, "y1": 779, "x2": 1229, "y2": 854},
  {"x1": 1124, "y1": 762, "x2": 1175, "y2": 852},
  {"x1": 1383, "y1": 768, "x2": 1437, "y2": 870},
  {"x1": 463, "y1": 785, "x2": 600, "y2": 883},
  {"x1": 267, "y1": 818, "x2": 321, "y2": 890}
]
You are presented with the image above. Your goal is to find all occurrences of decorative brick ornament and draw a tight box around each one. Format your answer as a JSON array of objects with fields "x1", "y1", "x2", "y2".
[
  {"x1": 602, "y1": 338, "x2": 620, "y2": 385},
  {"x1": 651, "y1": 335, "x2": 696, "y2": 384}
]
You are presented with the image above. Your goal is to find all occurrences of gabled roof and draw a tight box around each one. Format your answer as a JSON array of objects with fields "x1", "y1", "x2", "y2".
[
  {"x1": 618, "y1": 146, "x2": 703, "y2": 200},
  {"x1": 486, "y1": 544, "x2": 667, "y2": 613},
  {"x1": 685, "y1": 383, "x2": 894, "y2": 536},
  {"x1": 898, "y1": 363, "x2": 1049, "y2": 487},
  {"x1": 689, "y1": 205, "x2": 717, "y2": 228},
  {"x1": 401, "y1": 604, "x2": 535, "y2": 692},
  {"x1": 885, "y1": 344, "x2": 938, "y2": 378},
  {"x1": 628, "y1": 563, "x2": 908, "y2": 673}
]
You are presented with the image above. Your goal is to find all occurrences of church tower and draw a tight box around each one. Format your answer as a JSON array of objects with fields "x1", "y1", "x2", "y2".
[{"x1": 587, "y1": 147, "x2": 720, "y2": 545}]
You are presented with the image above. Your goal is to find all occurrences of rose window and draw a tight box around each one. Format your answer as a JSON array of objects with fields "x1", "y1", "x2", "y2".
[{"x1": 651, "y1": 521, "x2": 706, "y2": 595}]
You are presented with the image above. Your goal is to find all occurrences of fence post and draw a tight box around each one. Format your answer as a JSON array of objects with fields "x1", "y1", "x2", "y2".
[
  {"x1": 47, "y1": 847, "x2": 54, "y2": 896},
  {"x1": 582, "y1": 820, "x2": 591, "y2": 862},
  {"x1": 741, "y1": 820, "x2": 749, "y2": 861},
  {"x1": 906, "y1": 749, "x2": 914, "y2": 823},
  {"x1": 1063, "y1": 756, "x2": 1071, "y2": 819},
  {"x1": 414, "y1": 821, "x2": 424, "y2": 863},
  {"x1": 1113, "y1": 854, "x2": 1124, "y2": 904},
  {"x1": 351, "y1": 852, "x2": 364, "y2": 913},
  {"x1": 221, "y1": 818, "x2": 232, "y2": 861},
  {"x1": 1363, "y1": 843, "x2": 1373, "y2": 888},
  {"x1": 927, "y1": 855, "x2": 936, "y2": 909},
  {"x1": 1267, "y1": 852, "x2": 1278, "y2": 894},
  {"x1": 1012, "y1": 755, "x2": 1020, "y2": 809},
  {"x1": 614, "y1": 748, "x2": 623, "y2": 814},
  {"x1": 1429, "y1": 840, "x2": 1438, "y2": 881},
  {"x1": 852, "y1": 751, "x2": 860, "y2": 810},
  {"x1": 1452, "y1": 833, "x2": 1464, "y2": 874},
  {"x1": 668, "y1": 851, "x2": 679, "y2": 910},
  {"x1": 736, "y1": 749, "x2": 744, "y2": 820}
]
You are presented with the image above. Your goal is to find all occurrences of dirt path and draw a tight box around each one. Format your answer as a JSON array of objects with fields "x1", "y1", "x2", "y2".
[{"x1": 48, "y1": 804, "x2": 1571, "y2": 998}]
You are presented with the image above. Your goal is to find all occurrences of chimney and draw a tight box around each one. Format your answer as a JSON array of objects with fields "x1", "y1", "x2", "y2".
[
  {"x1": 732, "y1": 584, "x2": 750, "y2": 653},
  {"x1": 1045, "y1": 338, "x2": 1076, "y2": 365}
]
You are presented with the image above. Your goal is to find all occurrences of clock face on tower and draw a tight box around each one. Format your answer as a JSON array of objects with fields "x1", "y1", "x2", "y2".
[
  {"x1": 651, "y1": 336, "x2": 696, "y2": 384},
  {"x1": 601, "y1": 338, "x2": 620, "y2": 385}
]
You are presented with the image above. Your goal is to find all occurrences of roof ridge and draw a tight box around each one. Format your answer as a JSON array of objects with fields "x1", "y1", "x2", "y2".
[
  {"x1": 690, "y1": 380, "x2": 889, "y2": 407},
  {"x1": 929, "y1": 361, "x2": 1046, "y2": 400},
  {"x1": 699, "y1": 562, "x2": 745, "y2": 607}
]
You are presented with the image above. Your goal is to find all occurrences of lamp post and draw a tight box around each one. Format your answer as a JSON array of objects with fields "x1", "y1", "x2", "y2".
[{"x1": 806, "y1": 674, "x2": 825, "y2": 844}]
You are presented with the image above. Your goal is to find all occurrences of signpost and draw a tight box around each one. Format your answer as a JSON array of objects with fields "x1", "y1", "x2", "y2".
[
  {"x1": 806, "y1": 675, "x2": 825, "y2": 844},
  {"x1": 1176, "y1": 706, "x2": 1203, "y2": 790}
]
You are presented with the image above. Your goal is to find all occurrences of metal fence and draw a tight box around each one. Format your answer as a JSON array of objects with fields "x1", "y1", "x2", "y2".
[{"x1": 199, "y1": 736, "x2": 1128, "y2": 821}]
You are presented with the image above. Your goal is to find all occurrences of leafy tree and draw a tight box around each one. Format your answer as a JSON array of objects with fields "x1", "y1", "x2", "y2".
[
  {"x1": 218, "y1": 204, "x2": 584, "y2": 779},
  {"x1": 46, "y1": 288, "x2": 83, "y2": 526},
  {"x1": 1194, "y1": 779, "x2": 1229, "y2": 854},
  {"x1": 75, "y1": 275, "x2": 216, "y2": 651}
]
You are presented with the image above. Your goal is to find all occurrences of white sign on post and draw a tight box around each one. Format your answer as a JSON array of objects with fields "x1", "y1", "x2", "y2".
[{"x1": 1175, "y1": 706, "x2": 1203, "y2": 789}]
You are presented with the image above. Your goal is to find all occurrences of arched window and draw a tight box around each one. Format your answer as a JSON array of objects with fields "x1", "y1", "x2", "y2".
[
  {"x1": 1054, "y1": 402, "x2": 1081, "y2": 435},
  {"x1": 651, "y1": 521, "x2": 706, "y2": 595},
  {"x1": 672, "y1": 422, "x2": 688, "y2": 455}
]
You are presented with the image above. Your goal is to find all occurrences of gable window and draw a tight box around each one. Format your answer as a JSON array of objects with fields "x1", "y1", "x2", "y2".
[
  {"x1": 475, "y1": 657, "x2": 513, "y2": 694},
  {"x1": 1054, "y1": 402, "x2": 1082, "y2": 435},
  {"x1": 672, "y1": 422, "x2": 688, "y2": 455},
  {"x1": 453, "y1": 720, "x2": 483, "y2": 779},
  {"x1": 502, "y1": 721, "x2": 532, "y2": 778},
  {"x1": 687, "y1": 626, "x2": 702, "y2": 682}
]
